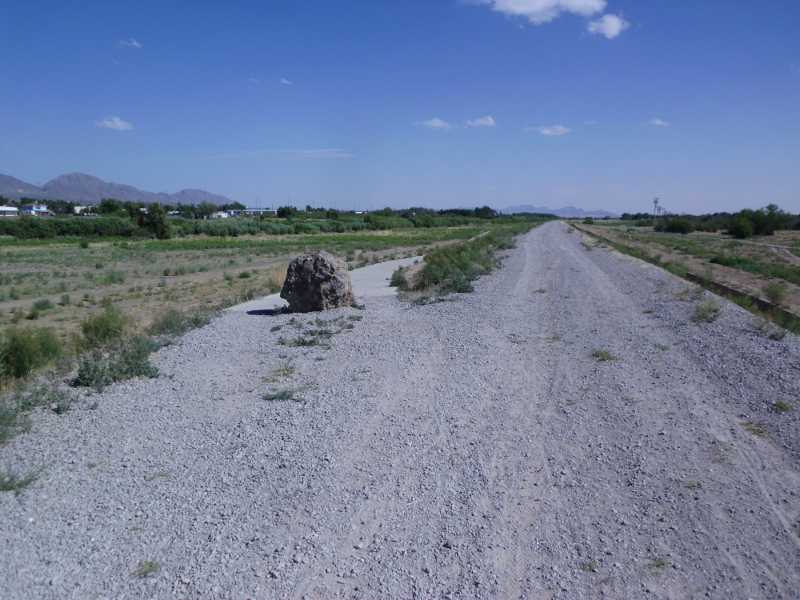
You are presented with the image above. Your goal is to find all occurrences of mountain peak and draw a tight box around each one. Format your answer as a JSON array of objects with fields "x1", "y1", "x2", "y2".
[{"x1": 0, "y1": 172, "x2": 235, "y2": 206}]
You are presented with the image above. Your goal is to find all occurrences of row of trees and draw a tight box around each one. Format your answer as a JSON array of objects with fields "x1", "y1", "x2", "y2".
[{"x1": 623, "y1": 204, "x2": 798, "y2": 239}]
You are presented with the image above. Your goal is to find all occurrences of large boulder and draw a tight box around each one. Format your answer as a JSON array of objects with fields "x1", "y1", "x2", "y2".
[{"x1": 280, "y1": 251, "x2": 354, "y2": 312}]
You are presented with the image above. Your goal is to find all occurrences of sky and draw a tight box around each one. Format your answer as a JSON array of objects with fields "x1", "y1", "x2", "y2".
[{"x1": 1, "y1": 0, "x2": 799, "y2": 214}]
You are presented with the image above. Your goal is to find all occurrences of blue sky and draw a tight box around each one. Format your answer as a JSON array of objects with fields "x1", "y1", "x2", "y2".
[{"x1": 1, "y1": 0, "x2": 799, "y2": 213}]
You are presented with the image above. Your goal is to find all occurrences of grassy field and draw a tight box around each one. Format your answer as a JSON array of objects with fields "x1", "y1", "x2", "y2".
[
  {"x1": 575, "y1": 221, "x2": 800, "y2": 326},
  {"x1": 0, "y1": 226, "x2": 489, "y2": 342}
]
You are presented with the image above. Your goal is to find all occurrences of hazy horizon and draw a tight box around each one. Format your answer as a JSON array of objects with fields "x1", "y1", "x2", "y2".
[{"x1": 2, "y1": 1, "x2": 798, "y2": 214}]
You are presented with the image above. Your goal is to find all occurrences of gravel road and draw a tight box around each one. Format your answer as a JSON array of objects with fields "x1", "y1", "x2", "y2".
[{"x1": 2, "y1": 221, "x2": 800, "y2": 599}]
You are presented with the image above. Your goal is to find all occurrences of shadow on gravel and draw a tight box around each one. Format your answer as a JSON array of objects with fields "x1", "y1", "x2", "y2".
[{"x1": 246, "y1": 308, "x2": 287, "y2": 317}]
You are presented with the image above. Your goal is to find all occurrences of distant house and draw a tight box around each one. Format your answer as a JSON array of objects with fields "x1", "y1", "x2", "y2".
[
  {"x1": 0, "y1": 205, "x2": 19, "y2": 217},
  {"x1": 19, "y1": 205, "x2": 50, "y2": 217},
  {"x1": 210, "y1": 211, "x2": 231, "y2": 219},
  {"x1": 73, "y1": 205, "x2": 91, "y2": 215},
  {"x1": 228, "y1": 208, "x2": 276, "y2": 217}
]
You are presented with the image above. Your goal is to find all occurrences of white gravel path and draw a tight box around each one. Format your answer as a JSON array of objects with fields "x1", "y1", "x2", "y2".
[{"x1": 2, "y1": 221, "x2": 799, "y2": 599}]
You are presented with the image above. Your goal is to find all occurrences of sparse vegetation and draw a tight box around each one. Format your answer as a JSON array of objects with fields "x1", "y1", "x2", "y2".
[
  {"x1": 771, "y1": 400, "x2": 792, "y2": 414},
  {"x1": 74, "y1": 337, "x2": 159, "y2": 391},
  {"x1": 132, "y1": 560, "x2": 161, "y2": 578},
  {"x1": 0, "y1": 327, "x2": 63, "y2": 379},
  {"x1": 762, "y1": 281, "x2": 788, "y2": 306},
  {"x1": 263, "y1": 387, "x2": 303, "y2": 402},
  {"x1": 0, "y1": 467, "x2": 39, "y2": 495},
  {"x1": 592, "y1": 349, "x2": 616, "y2": 362},
  {"x1": 147, "y1": 309, "x2": 212, "y2": 338},
  {"x1": 742, "y1": 421, "x2": 768, "y2": 437},
  {"x1": 80, "y1": 305, "x2": 128, "y2": 349},
  {"x1": 692, "y1": 300, "x2": 721, "y2": 323},
  {"x1": 648, "y1": 558, "x2": 670, "y2": 573},
  {"x1": 390, "y1": 267, "x2": 409, "y2": 290},
  {"x1": 414, "y1": 224, "x2": 536, "y2": 294}
]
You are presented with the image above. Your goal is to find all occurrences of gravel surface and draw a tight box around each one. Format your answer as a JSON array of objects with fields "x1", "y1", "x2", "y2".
[{"x1": 2, "y1": 221, "x2": 799, "y2": 599}]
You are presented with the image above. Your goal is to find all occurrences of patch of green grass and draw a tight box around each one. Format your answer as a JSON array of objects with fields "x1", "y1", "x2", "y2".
[
  {"x1": 0, "y1": 467, "x2": 39, "y2": 495},
  {"x1": 771, "y1": 400, "x2": 792, "y2": 414},
  {"x1": 74, "y1": 337, "x2": 159, "y2": 391},
  {"x1": 414, "y1": 224, "x2": 539, "y2": 294},
  {"x1": 685, "y1": 480, "x2": 702, "y2": 490},
  {"x1": 148, "y1": 309, "x2": 211, "y2": 337},
  {"x1": 263, "y1": 388, "x2": 302, "y2": 402},
  {"x1": 390, "y1": 266, "x2": 409, "y2": 290},
  {"x1": 648, "y1": 558, "x2": 670, "y2": 573},
  {"x1": 32, "y1": 298, "x2": 54, "y2": 312},
  {"x1": 264, "y1": 364, "x2": 295, "y2": 383},
  {"x1": 579, "y1": 560, "x2": 599, "y2": 573},
  {"x1": 0, "y1": 327, "x2": 63, "y2": 380},
  {"x1": 592, "y1": 349, "x2": 617, "y2": 362},
  {"x1": 692, "y1": 299, "x2": 721, "y2": 323},
  {"x1": 742, "y1": 421, "x2": 768, "y2": 438},
  {"x1": 762, "y1": 281, "x2": 788, "y2": 306},
  {"x1": 80, "y1": 305, "x2": 128, "y2": 349},
  {"x1": 132, "y1": 560, "x2": 161, "y2": 578}
]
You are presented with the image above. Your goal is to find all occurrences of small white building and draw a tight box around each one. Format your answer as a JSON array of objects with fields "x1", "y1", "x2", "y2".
[
  {"x1": 19, "y1": 205, "x2": 50, "y2": 216},
  {"x1": 210, "y1": 211, "x2": 231, "y2": 219},
  {"x1": 0, "y1": 205, "x2": 19, "y2": 217},
  {"x1": 73, "y1": 205, "x2": 91, "y2": 215}
]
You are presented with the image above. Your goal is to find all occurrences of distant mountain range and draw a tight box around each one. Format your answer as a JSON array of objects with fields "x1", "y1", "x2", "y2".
[
  {"x1": 505, "y1": 205, "x2": 618, "y2": 219},
  {"x1": 0, "y1": 172, "x2": 235, "y2": 206}
]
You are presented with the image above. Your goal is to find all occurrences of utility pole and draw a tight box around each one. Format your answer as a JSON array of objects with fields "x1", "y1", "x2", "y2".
[{"x1": 653, "y1": 197, "x2": 660, "y2": 220}]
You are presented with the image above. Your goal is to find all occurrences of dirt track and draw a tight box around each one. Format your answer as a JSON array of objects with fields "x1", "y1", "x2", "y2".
[{"x1": 2, "y1": 221, "x2": 800, "y2": 599}]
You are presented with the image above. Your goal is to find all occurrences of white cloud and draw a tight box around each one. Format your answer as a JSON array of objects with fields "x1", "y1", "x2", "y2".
[
  {"x1": 466, "y1": 115, "x2": 497, "y2": 128},
  {"x1": 474, "y1": 0, "x2": 606, "y2": 25},
  {"x1": 280, "y1": 77, "x2": 293, "y2": 86},
  {"x1": 649, "y1": 117, "x2": 670, "y2": 127},
  {"x1": 534, "y1": 124, "x2": 571, "y2": 136},
  {"x1": 587, "y1": 14, "x2": 629, "y2": 39},
  {"x1": 95, "y1": 116, "x2": 133, "y2": 131},
  {"x1": 119, "y1": 38, "x2": 142, "y2": 49},
  {"x1": 418, "y1": 117, "x2": 452, "y2": 130},
  {"x1": 248, "y1": 77, "x2": 261, "y2": 84}
]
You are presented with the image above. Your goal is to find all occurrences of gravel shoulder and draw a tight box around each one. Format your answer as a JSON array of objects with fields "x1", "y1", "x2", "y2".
[{"x1": 2, "y1": 221, "x2": 799, "y2": 599}]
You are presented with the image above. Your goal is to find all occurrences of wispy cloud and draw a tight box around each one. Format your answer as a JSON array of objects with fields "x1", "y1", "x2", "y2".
[
  {"x1": 280, "y1": 77, "x2": 293, "y2": 86},
  {"x1": 649, "y1": 117, "x2": 670, "y2": 127},
  {"x1": 95, "y1": 116, "x2": 134, "y2": 131},
  {"x1": 418, "y1": 117, "x2": 452, "y2": 130},
  {"x1": 531, "y1": 124, "x2": 571, "y2": 136},
  {"x1": 118, "y1": 38, "x2": 142, "y2": 49},
  {"x1": 206, "y1": 148, "x2": 354, "y2": 160},
  {"x1": 466, "y1": 115, "x2": 497, "y2": 128},
  {"x1": 472, "y1": 0, "x2": 606, "y2": 25},
  {"x1": 248, "y1": 77, "x2": 261, "y2": 84},
  {"x1": 587, "y1": 14, "x2": 629, "y2": 39}
]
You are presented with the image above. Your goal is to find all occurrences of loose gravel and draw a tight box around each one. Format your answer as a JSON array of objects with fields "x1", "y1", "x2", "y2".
[{"x1": 2, "y1": 221, "x2": 799, "y2": 599}]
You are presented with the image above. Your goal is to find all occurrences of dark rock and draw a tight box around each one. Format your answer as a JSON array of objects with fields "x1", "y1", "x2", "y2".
[{"x1": 280, "y1": 251, "x2": 354, "y2": 312}]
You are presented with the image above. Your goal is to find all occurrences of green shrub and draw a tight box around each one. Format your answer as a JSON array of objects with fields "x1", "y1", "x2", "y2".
[
  {"x1": 693, "y1": 299, "x2": 722, "y2": 323},
  {"x1": 80, "y1": 305, "x2": 127, "y2": 348},
  {"x1": 32, "y1": 299, "x2": 54, "y2": 312},
  {"x1": 656, "y1": 218, "x2": 693, "y2": 234},
  {"x1": 390, "y1": 267, "x2": 409, "y2": 290},
  {"x1": 0, "y1": 327, "x2": 63, "y2": 379},
  {"x1": 74, "y1": 337, "x2": 158, "y2": 391},
  {"x1": 728, "y1": 218, "x2": 754, "y2": 239},
  {"x1": 414, "y1": 227, "x2": 526, "y2": 294},
  {"x1": 582, "y1": 217, "x2": 594, "y2": 225},
  {"x1": 148, "y1": 309, "x2": 211, "y2": 337},
  {"x1": 762, "y1": 281, "x2": 787, "y2": 306}
]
